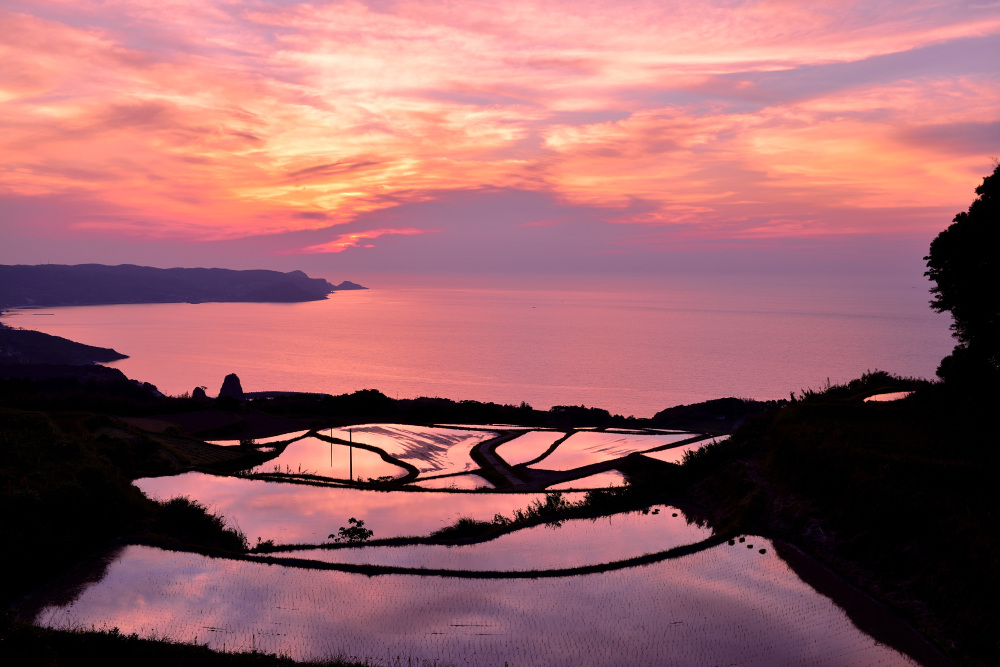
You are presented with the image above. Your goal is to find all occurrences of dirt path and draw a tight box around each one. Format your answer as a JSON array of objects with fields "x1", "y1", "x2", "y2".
[{"x1": 470, "y1": 431, "x2": 528, "y2": 488}]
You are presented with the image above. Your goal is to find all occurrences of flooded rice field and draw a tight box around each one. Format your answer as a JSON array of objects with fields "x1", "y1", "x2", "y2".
[
  {"x1": 207, "y1": 430, "x2": 311, "y2": 446},
  {"x1": 535, "y1": 431, "x2": 700, "y2": 470},
  {"x1": 247, "y1": 437, "x2": 409, "y2": 480},
  {"x1": 642, "y1": 436, "x2": 729, "y2": 464},
  {"x1": 495, "y1": 431, "x2": 564, "y2": 465},
  {"x1": 327, "y1": 424, "x2": 496, "y2": 475},
  {"x1": 136, "y1": 473, "x2": 577, "y2": 544},
  {"x1": 410, "y1": 473, "x2": 494, "y2": 490},
  {"x1": 546, "y1": 470, "x2": 627, "y2": 489},
  {"x1": 72, "y1": 425, "x2": 922, "y2": 665},
  {"x1": 283, "y1": 505, "x2": 710, "y2": 569},
  {"x1": 35, "y1": 539, "x2": 916, "y2": 666}
]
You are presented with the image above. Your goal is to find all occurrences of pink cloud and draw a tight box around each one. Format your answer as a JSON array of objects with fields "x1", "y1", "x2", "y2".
[
  {"x1": 290, "y1": 227, "x2": 440, "y2": 254},
  {"x1": 0, "y1": 0, "x2": 997, "y2": 258}
]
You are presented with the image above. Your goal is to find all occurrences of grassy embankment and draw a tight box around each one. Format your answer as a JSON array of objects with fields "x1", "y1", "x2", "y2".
[
  {"x1": 0, "y1": 407, "x2": 358, "y2": 665},
  {"x1": 657, "y1": 372, "x2": 998, "y2": 666}
]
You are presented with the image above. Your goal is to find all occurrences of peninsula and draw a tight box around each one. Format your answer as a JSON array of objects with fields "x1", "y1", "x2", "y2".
[{"x1": 0, "y1": 264, "x2": 365, "y2": 308}]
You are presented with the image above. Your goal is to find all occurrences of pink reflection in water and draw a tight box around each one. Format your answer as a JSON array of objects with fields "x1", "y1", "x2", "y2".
[
  {"x1": 539, "y1": 432, "x2": 697, "y2": 470},
  {"x1": 8, "y1": 276, "x2": 952, "y2": 418},
  {"x1": 36, "y1": 541, "x2": 916, "y2": 666},
  {"x1": 643, "y1": 436, "x2": 730, "y2": 465},
  {"x1": 249, "y1": 437, "x2": 406, "y2": 481},
  {"x1": 411, "y1": 474, "x2": 493, "y2": 490},
  {"x1": 207, "y1": 430, "x2": 310, "y2": 446},
  {"x1": 546, "y1": 470, "x2": 627, "y2": 490},
  {"x1": 864, "y1": 391, "x2": 913, "y2": 402},
  {"x1": 329, "y1": 424, "x2": 495, "y2": 475},
  {"x1": 291, "y1": 505, "x2": 709, "y2": 569},
  {"x1": 495, "y1": 431, "x2": 563, "y2": 465},
  {"x1": 135, "y1": 473, "x2": 578, "y2": 544}
]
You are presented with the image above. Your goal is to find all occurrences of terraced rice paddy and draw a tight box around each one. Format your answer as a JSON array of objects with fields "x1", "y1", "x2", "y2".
[
  {"x1": 328, "y1": 424, "x2": 497, "y2": 475},
  {"x1": 246, "y1": 436, "x2": 408, "y2": 480},
  {"x1": 438, "y1": 424, "x2": 547, "y2": 431},
  {"x1": 410, "y1": 473, "x2": 494, "y2": 490},
  {"x1": 109, "y1": 424, "x2": 922, "y2": 665},
  {"x1": 642, "y1": 436, "x2": 730, "y2": 464},
  {"x1": 35, "y1": 539, "x2": 916, "y2": 666},
  {"x1": 207, "y1": 430, "x2": 310, "y2": 446},
  {"x1": 546, "y1": 470, "x2": 627, "y2": 489},
  {"x1": 536, "y1": 431, "x2": 700, "y2": 470},
  {"x1": 284, "y1": 505, "x2": 710, "y2": 569},
  {"x1": 135, "y1": 473, "x2": 577, "y2": 543},
  {"x1": 494, "y1": 431, "x2": 564, "y2": 465}
]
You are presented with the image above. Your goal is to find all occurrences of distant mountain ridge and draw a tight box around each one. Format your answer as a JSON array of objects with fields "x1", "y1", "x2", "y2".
[{"x1": 0, "y1": 264, "x2": 365, "y2": 308}]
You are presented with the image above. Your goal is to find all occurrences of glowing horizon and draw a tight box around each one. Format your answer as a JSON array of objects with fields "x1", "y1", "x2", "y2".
[{"x1": 1, "y1": 0, "x2": 997, "y2": 269}]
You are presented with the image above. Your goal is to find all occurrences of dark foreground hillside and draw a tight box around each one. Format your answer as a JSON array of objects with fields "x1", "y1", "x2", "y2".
[
  {"x1": 0, "y1": 324, "x2": 127, "y2": 365},
  {"x1": 663, "y1": 374, "x2": 998, "y2": 665},
  {"x1": 2, "y1": 361, "x2": 993, "y2": 664}
]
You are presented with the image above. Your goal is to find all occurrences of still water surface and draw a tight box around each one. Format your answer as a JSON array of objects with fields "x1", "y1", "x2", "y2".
[
  {"x1": 36, "y1": 540, "x2": 915, "y2": 666},
  {"x1": 136, "y1": 474, "x2": 582, "y2": 544},
  {"x1": 6, "y1": 274, "x2": 951, "y2": 416}
]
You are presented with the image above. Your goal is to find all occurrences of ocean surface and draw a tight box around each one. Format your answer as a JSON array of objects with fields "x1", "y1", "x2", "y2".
[{"x1": 7, "y1": 273, "x2": 953, "y2": 417}]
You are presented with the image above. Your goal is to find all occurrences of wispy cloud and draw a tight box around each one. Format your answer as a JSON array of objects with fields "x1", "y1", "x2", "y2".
[
  {"x1": 291, "y1": 227, "x2": 439, "y2": 254},
  {"x1": 0, "y1": 0, "x2": 997, "y2": 261}
]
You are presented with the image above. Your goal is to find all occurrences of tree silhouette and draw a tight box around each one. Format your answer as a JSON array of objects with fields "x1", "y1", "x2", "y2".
[{"x1": 924, "y1": 162, "x2": 1000, "y2": 384}]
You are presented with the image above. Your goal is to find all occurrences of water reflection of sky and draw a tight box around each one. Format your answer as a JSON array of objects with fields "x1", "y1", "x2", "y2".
[
  {"x1": 288, "y1": 505, "x2": 710, "y2": 569},
  {"x1": 327, "y1": 424, "x2": 496, "y2": 475},
  {"x1": 36, "y1": 541, "x2": 916, "y2": 666},
  {"x1": 206, "y1": 430, "x2": 310, "y2": 446},
  {"x1": 410, "y1": 473, "x2": 493, "y2": 490},
  {"x1": 248, "y1": 437, "x2": 407, "y2": 480},
  {"x1": 494, "y1": 431, "x2": 563, "y2": 465},
  {"x1": 546, "y1": 470, "x2": 627, "y2": 490},
  {"x1": 642, "y1": 436, "x2": 730, "y2": 464},
  {"x1": 135, "y1": 473, "x2": 580, "y2": 544},
  {"x1": 538, "y1": 432, "x2": 698, "y2": 470}
]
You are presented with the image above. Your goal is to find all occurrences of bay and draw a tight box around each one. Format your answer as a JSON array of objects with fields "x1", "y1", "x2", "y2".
[{"x1": 6, "y1": 273, "x2": 952, "y2": 417}]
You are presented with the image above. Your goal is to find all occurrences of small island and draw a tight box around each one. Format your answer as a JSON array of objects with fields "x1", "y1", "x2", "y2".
[{"x1": 0, "y1": 264, "x2": 366, "y2": 308}]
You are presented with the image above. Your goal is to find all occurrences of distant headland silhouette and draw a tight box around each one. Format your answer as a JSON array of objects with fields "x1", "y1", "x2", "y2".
[{"x1": 0, "y1": 264, "x2": 365, "y2": 308}]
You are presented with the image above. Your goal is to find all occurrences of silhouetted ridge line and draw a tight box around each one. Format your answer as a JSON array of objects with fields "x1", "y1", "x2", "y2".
[{"x1": 0, "y1": 264, "x2": 365, "y2": 307}]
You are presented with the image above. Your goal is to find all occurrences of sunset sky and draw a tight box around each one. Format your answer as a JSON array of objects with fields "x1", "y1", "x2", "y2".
[{"x1": 2, "y1": 0, "x2": 998, "y2": 277}]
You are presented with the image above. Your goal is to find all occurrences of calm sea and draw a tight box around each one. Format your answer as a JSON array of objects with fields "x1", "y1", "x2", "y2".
[{"x1": 6, "y1": 273, "x2": 953, "y2": 417}]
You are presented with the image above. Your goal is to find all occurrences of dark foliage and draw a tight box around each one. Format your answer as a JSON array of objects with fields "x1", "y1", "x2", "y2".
[
  {"x1": 329, "y1": 517, "x2": 373, "y2": 543},
  {"x1": 663, "y1": 378, "x2": 999, "y2": 664},
  {"x1": 0, "y1": 371, "x2": 188, "y2": 416},
  {"x1": 650, "y1": 396, "x2": 782, "y2": 433},
  {"x1": 0, "y1": 326, "x2": 126, "y2": 365},
  {"x1": 0, "y1": 410, "x2": 247, "y2": 604},
  {"x1": 155, "y1": 497, "x2": 248, "y2": 552},
  {"x1": 925, "y1": 163, "x2": 1000, "y2": 385}
]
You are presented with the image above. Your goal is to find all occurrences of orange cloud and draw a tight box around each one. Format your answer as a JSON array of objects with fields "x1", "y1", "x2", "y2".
[
  {"x1": 0, "y1": 0, "x2": 997, "y2": 249},
  {"x1": 292, "y1": 227, "x2": 439, "y2": 254}
]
